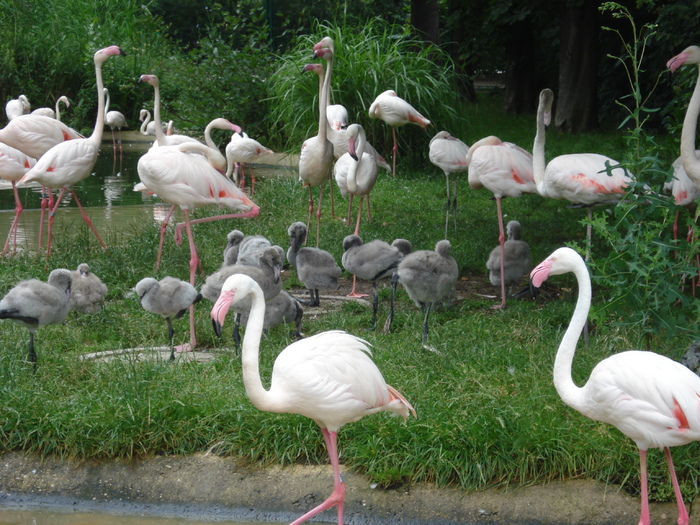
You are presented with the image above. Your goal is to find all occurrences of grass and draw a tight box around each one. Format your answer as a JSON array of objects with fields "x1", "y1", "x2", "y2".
[{"x1": 0, "y1": 94, "x2": 697, "y2": 507}]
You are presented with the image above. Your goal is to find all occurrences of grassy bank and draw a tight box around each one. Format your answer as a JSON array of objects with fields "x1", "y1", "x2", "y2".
[{"x1": 0, "y1": 104, "x2": 697, "y2": 507}]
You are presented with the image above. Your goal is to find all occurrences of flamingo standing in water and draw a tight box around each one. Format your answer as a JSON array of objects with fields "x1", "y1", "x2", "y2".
[
  {"x1": 137, "y1": 141, "x2": 259, "y2": 352},
  {"x1": 467, "y1": 135, "x2": 536, "y2": 309},
  {"x1": 19, "y1": 45, "x2": 126, "y2": 261},
  {"x1": 533, "y1": 89, "x2": 633, "y2": 260},
  {"x1": 531, "y1": 247, "x2": 700, "y2": 525},
  {"x1": 298, "y1": 47, "x2": 335, "y2": 247},
  {"x1": 368, "y1": 89, "x2": 431, "y2": 178},
  {"x1": 211, "y1": 273, "x2": 416, "y2": 525},
  {"x1": 429, "y1": 131, "x2": 470, "y2": 237},
  {"x1": 104, "y1": 87, "x2": 127, "y2": 163},
  {"x1": 0, "y1": 143, "x2": 36, "y2": 254}
]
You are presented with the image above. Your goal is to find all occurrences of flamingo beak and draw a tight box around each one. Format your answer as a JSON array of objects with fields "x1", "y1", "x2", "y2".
[
  {"x1": 667, "y1": 51, "x2": 690, "y2": 73},
  {"x1": 530, "y1": 258, "x2": 554, "y2": 288},
  {"x1": 211, "y1": 290, "x2": 234, "y2": 337},
  {"x1": 348, "y1": 137, "x2": 358, "y2": 161}
]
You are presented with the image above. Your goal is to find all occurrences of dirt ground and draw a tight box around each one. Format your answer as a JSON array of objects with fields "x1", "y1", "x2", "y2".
[{"x1": 0, "y1": 451, "x2": 696, "y2": 524}]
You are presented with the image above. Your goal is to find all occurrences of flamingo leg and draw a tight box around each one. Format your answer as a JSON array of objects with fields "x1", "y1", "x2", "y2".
[
  {"x1": 421, "y1": 302, "x2": 433, "y2": 347},
  {"x1": 382, "y1": 272, "x2": 399, "y2": 334},
  {"x1": 452, "y1": 177, "x2": 458, "y2": 234},
  {"x1": 346, "y1": 195, "x2": 353, "y2": 226},
  {"x1": 156, "y1": 204, "x2": 176, "y2": 271},
  {"x1": 38, "y1": 186, "x2": 51, "y2": 250},
  {"x1": 118, "y1": 129, "x2": 123, "y2": 166},
  {"x1": 391, "y1": 126, "x2": 398, "y2": 178},
  {"x1": 370, "y1": 281, "x2": 379, "y2": 328},
  {"x1": 353, "y1": 197, "x2": 363, "y2": 236},
  {"x1": 70, "y1": 188, "x2": 107, "y2": 251},
  {"x1": 111, "y1": 128, "x2": 117, "y2": 163},
  {"x1": 493, "y1": 197, "x2": 507, "y2": 309},
  {"x1": 585, "y1": 207, "x2": 593, "y2": 261},
  {"x1": 289, "y1": 428, "x2": 345, "y2": 525},
  {"x1": 172, "y1": 207, "x2": 260, "y2": 247},
  {"x1": 365, "y1": 194, "x2": 372, "y2": 222},
  {"x1": 664, "y1": 447, "x2": 689, "y2": 525},
  {"x1": 174, "y1": 209, "x2": 198, "y2": 354},
  {"x1": 2, "y1": 182, "x2": 23, "y2": 255},
  {"x1": 444, "y1": 173, "x2": 450, "y2": 238},
  {"x1": 315, "y1": 184, "x2": 323, "y2": 247},
  {"x1": 305, "y1": 186, "x2": 314, "y2": 246},
  {"x1": 329, "y1": 170, "x2": 335, "y2": 218},
  {"x1": 638, "y1": 449, "x2": 651, "y2": 525}
]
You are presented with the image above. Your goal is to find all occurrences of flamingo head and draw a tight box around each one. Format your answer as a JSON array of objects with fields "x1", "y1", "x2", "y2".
[
  {"x1": 95, "y1": 46, "x2": 125, "y2": 65},
  {"x1": 667, "y1": 46, "x2": 700, "y2": 73},
  {"x1": 540, "y1": 89, "x2": 554, "y2": 127},
  {"x1": 313, "y1": 36, "x2": 334, "y2": 53},
  {"x1": 530, "y1": 247, "x2": 582, "y2": 287},
  {"x1": 211, "y1": 274, "x2": 258, "y2": 336},
  {"x1": 302, "y1": 63, "x2": 324, "y2": 77},
  {"x1": 346, "y1": 123, "x2": 362, "y2": 161},
  {"x1": 313, "y1": 47, "x2": 333, "y2": 62},
  {"x1": 139, "y1": 74, "x2": 159, "y2": 87}
]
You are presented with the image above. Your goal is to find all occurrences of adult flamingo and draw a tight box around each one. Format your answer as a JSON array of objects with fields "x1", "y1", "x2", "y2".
[
  {"x1": 668, "y1": 45, "x2": 700, "y2": 188},
  {"x1": 467, "y1": 135, "x2": 536, "y2": 309},
  {"x1": 5, "y1": 95, "x2": 30, "y2": 121},
  {"x1": 333, "y1": 123, "x2": 378, "y2": 235},
  {"x1": 0, "y1": 143, "x2": 36, "y2": 254},
  {"x1": 224, "y1": 131, "x2": 274, "y2": 192},
  {"x1": 104, "y1": 87, "x2": 127, "y2": 162},
  {"x1": 19, "y1": 45, "x2": 126, "y2": 261},
  {"x1": 299, "y1": 49, "x2": 335, "y2": 247},
  {"x1": 137, "y1": 141, "x2": 259, "y2": 352},
  {"x1": 31, "y1": 96, "x2": 70, "y2": 121},
  {"x1": 368, "y1": 89, "x2": 431, "y2": 178},
  {"x1": 211, "y1": 273, "x2": 416, "y2": 525},
  {"x1": 533, "y1": 88, "x2": 633, "y2": 260},
  {"x1": 429, "y1": 130, "x2": 470, "y2": 237},
  {"x1": 531, "y1": 246, "x2": 700, "y2": 525}
]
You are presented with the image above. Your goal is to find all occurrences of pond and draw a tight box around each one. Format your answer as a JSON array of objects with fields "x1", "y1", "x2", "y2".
[{"x1": 0, "y1": 138, "x2": 296, "y2": 252}]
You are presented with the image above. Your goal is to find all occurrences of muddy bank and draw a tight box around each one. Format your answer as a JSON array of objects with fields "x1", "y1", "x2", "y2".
[{"x1": 0, "y1": 451, "x2": 693, "y2": 524}]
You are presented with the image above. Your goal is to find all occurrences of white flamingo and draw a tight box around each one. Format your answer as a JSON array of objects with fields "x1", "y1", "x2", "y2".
[{"x1": 429, "y1": 130, "x2": 470, "y2": 237}]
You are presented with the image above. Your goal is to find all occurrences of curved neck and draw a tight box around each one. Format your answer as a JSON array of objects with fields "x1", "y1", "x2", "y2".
[
  {"x1": 104, "y1": 89, "x2": 111, "y2": 114},
  {"x1": 532, "y1": 101, "x2": 547, "y2": 194},
  {"x1": 347, "y1": 130, "x2": 367, "y2": 193},
  {"x1": 140, "y1": 111, "x2": 151, "y2": 135},
  {"x1": 90, "y1": 62, "x2": 106, "y2": 142},
  {"x1": 240, "y1": 283, "x2": 273, "y2": 410},
  {"x1": 152, "y1": 82, "x2": 166, "y2": 145},
  {"x1": 318, "y1": 58, "x2": 331, "y2": 143},
  {"x1": 552, "y1": 261, "x2": 590, "y2": 410},
  {"x1": 680, "y1": 64, "x2": 700, "y2": 183}
]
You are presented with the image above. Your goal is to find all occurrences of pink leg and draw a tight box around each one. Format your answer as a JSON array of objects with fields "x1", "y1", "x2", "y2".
[
  {"x1": 328, "y1": 170, "x2": 335, "y2": 218},
  {"x1": 2, "y1": 182, "x2": 23, "y2": 255},
  {"x1": 353, "y1": 197, "x2": 363, "y2": 236},
  {"x1": 391, "y1": 127, "x2": 397, "y2": 179},
  {"x1": 664, "y1": 447, "x2": 689, "y2": 525},
  {"x1": 289, "y1": 428, "x2": 345, "y2": 525},
  {"x1": 365, "y1": 194, "x2": 372, "y2": 222},
  {"x1": 638, "y1": 449, "x2": 651, "y2": 525},
  {"x1": 315, "y1": 184, "x2": 324, "y2": 247},
  {"x1": 347, "y1": 274, "x2": 368, "y2": 298},
  {"x1": 156, "y1": 204, "x2": 176, "y2": 270},
  {"x1": 492, "y1": 197, "x2": 507, "y2": 309},
  {"x1": 177, "y1": 210, "x2": 198, "y2": 353},
  {"x1": 346, "y1": 195, "x2": 353, "y2": 225},
  {"x1": 305, "y1": 186, "x2": 314, "y2": 245},
  {"x1": 112, "y1": 129, "x2": 117, "y2": 163},
  {"x1": 173, "y1": 207, "x2": 260, "y2": 247},
  {"x1": 118, "y1": 130, "x2": 123, "y2": 166},
  {"x1": 70, "y1": 188, "x2": 107, "y2": 251}
]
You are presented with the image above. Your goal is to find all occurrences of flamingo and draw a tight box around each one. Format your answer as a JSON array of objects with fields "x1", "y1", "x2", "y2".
[
  {"x1": 224, "y1": 131, "x2": 274, "y2": 192},
  {"x1": 668, "y1": 45, "x2": 700, "y2": 188},
  {"x1": 5, "y1": 95, "x2": 30, "y2": 121},
  {"x1": 210, "y1": 273, "x2": 416, "y2": 525},
  {"x1": 333, "y1": 123, "x2": 378, "y2": 237},
  {"x1": 429, "y1": 131, "x2": 470, "y2": 237},
  {"x1": 0, "y1": 269, "x2": 72, "y2": 371},
  {"x1": 327, "y1": 104, "x2": 348, "y2": 131},
  {"x1": 31, "y1": 96, "x2": 70, "y2": 121},
  {"x1": 533, "y1": 88, "x2": 633, "y2": 260},
  {"x1": 0, "y1": 143, "x2": 36, "y2": 254},
  {"x1": 467, "y1": 135, "x2": 536, "y2": 309},
  {"x1": 298, "y1": 48, "x2": 335, "y2": 247},
  {"x1": 69, "y1": 263, "x2": 108, "y2": 314},
  {"x1": 140, "y1": 109, "x2": 172, "y2": 137},
  {"x1": 103, "y1": 87, "x2": 127, "y2": 163},
  {"x1": 485, "y1": 220, "x2": 531, "y2": 294},
  {"x1": 19, "y1": 45, "x2": 126, "y2": 261},
  {"x1": 531, "y1": 246, "x2": 700, "y2": 525},
  {"x1": 368, "y1": 89, "x2": 431, "y2": 178}
]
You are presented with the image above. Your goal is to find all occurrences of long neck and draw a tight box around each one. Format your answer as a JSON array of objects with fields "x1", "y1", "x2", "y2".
[
  {"x1": 90, "y1": 63, "x2": 106, "y2": 142},
  {"x1": 240, "y1": 283, "x2": 274, "y2": 410},
  {"x1": 153, "y1": 82, "x2": 166, "y2": 145},
  {"x1": 140, "y1": 112, "x2": 150, "y2": 135},
  {"x1": 104, "y1": 89, "x2": 110, "y2": 114},
  {"x1": 552, "y1": 261, "x2": 590, "y2": 410},
  {"x1": 204, "y1": 121, "x2": 219, "y2": 150},
  {"x1": 680, "y1": 64, "x2": 700, "y2": 184},
  {"x1": 318, "y1": 58, "x2": 331, "y2": 143},
  {"x1": 347, "y1": 130, "x2": 366, "y2": 193},
  {"x1": 532, "y1": 102, "x2": 547, "y2": 194}
]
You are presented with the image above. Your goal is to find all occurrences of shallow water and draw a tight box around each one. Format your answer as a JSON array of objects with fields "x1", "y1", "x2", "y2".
[{"x1": 0, "y1": 140, "x2": 294, "y2": 253}]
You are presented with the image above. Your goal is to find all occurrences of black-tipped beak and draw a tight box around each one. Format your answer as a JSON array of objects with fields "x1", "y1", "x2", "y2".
[{"x1": 213, "y1": 318, "x2": 222, "y2": 338}]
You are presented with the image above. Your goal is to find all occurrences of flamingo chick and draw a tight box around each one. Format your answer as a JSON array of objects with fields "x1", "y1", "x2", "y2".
[
  {"x1": 69, "y1": 263, "x2": 108, "y2": 314},
  {"x1": 486, "y1": 220, "x2": 531, "y2": 294}
]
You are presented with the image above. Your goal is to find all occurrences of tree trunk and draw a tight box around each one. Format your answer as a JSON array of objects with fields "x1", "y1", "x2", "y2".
[
  {"x1": 503, "y1": 18, "x2": 537, "y2": 114},
  {"x1": 555, "y1": 0, "x2": 599, "y2": 132},
  {"x1": 411, "y1": 0, "x2": 440, "y2": 45}
]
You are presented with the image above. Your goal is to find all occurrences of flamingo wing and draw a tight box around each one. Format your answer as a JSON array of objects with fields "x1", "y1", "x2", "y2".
[
  {"x1": 468, "y1": 144, "x2": 536, "y2": 198},
  {"x1": 20, "y1": 139, "x2": 98, "y2": 188},
  {"x1": 0, "y1": 143, "x2": 36, "y2": 182},
  {"x1": 429, "y1": 135, "x2": 469, "y2": 174}
]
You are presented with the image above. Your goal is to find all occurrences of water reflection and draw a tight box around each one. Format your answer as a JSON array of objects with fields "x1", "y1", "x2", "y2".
[{"x1": 0, "y1": 141, "x2": 294, "y2": 252}]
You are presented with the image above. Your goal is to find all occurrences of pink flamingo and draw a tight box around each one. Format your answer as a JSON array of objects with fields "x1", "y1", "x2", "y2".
[
  {"x1": 103, "y1": 87, "x2": 127, "y2": 163},
  {"x1": 0, "y1": 143, "x2": 36, "y2": 254},
  {"x1": 137, "y1": 141, "x2": 259, "y2": 352},
  {"x1": 211, "y1": 273, "x2": 416, "y2": 525},
  {"x1": 533, "y1": 88, "x2": 633, "y2": 260},
  {"x1": 429, "y1": 130, "x2": 470, "y2": 237},
  {"x1": 224, "y1": 131, "x2": 273, "y2": 192},
  {"x1": 19, "y1": 45, "x2": 125, "y2": 260},
  {"x1": 467, "y1": 135, "x2": 536, "y2": 309},
  {"x1": 531, "y1": 246, "x2": 700, "y2": 525},
  {"x1": 299, "y1": 49, "x2": 335, "y2": 247},
  {"x1": 668, "y1": 45, "x2": 700, "y2": 187},
  {"x1": 368, "y1": 89, "x2": 431, "y2": 178}
]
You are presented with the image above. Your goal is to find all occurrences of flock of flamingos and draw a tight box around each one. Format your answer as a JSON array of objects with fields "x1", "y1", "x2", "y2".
[{"x1": 3, "y1": 38, "x2": 700, "y2": 525}]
